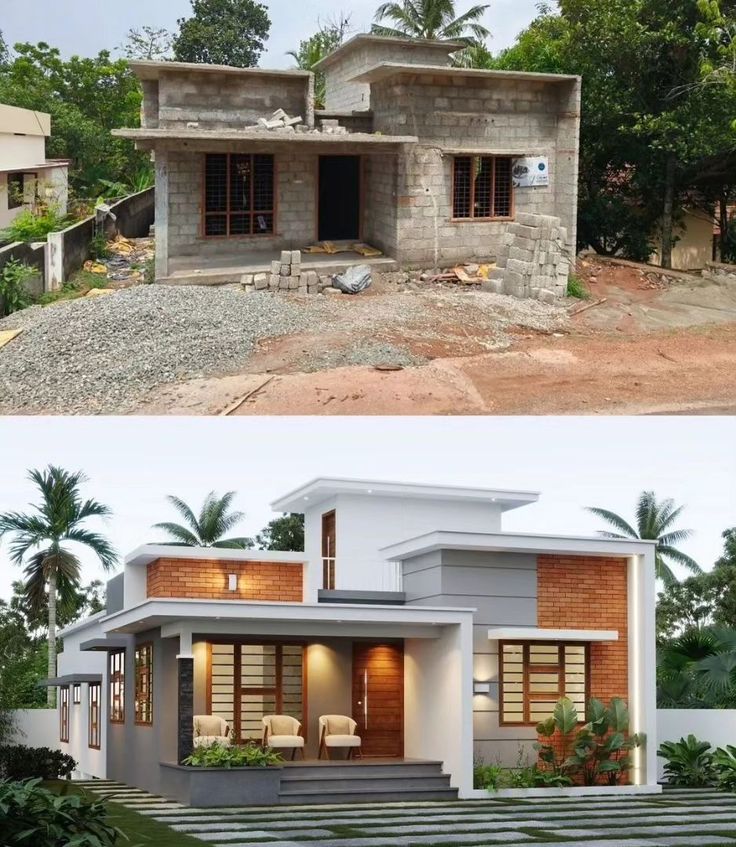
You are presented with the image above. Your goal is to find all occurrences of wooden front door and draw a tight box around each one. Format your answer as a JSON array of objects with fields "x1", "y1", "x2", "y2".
[{"x1": 352, "y1": 641, "x2": 403, "y2": 757}]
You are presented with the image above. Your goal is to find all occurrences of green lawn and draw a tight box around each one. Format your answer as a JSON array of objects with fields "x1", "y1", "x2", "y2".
[{"x1": 49, "y1": 782, "x2": 211, "y2": 847}]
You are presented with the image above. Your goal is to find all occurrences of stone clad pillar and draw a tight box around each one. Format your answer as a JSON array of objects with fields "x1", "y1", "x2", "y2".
[{"x1": 177, "y1": 657, "x2": 194, "y2": 764}]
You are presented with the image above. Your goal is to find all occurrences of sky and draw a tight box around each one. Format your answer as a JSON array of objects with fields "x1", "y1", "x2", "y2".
[
  {"x1": 0, "y1": 416, "x2": 733, "y2": 602},
  {"x1": 0, "y1": 0, "x2": 543, "y2": 66}
]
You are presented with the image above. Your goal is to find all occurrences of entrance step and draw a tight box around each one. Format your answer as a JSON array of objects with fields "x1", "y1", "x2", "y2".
[{"x1": 279, "y1": 759, "x2": 458, "y2": 805}]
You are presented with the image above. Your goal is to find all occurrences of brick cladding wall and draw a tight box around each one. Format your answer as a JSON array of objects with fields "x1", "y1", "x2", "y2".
[
  {"x1": 537, "y1": 554, "x2": 629, "y2": 784},
  {"x1": 146, "y1": 558, "x2": 303, "y2": 602}
]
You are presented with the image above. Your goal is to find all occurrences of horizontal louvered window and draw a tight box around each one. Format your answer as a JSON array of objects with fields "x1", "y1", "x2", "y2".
[{"x1": 499, "y1": 641, "x2": 589, "y2": 726}]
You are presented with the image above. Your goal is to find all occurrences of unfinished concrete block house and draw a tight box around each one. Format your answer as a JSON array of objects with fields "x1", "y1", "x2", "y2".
[
  {"x1": 53, "y1": 477, "x2": 658, "y2": 806},
  {"x1": 115, "y1": 35, "x2": 581, "y2": 295}
]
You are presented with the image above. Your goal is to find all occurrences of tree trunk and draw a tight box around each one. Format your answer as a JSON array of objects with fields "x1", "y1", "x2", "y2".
[
  {"x1": 47, "y1": 570, "x2": 57, "y2": 708},
  {"x1": 719, "y1": 193, "x2": 728, "y2": 262},
  {"x1": 660, "y1": 154, "x2": 677, "y2": 270}
]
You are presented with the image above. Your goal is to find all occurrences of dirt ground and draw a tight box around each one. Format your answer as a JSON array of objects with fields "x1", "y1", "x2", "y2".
[{"x1": 137, "y1": 258, "x2": 736, "y2": 416}]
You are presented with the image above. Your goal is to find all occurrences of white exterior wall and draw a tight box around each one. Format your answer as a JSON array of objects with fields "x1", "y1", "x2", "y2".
[
  {"x1": 303, "y1": 493, "x2": 504, "y2": 600},
  {"x1": 405, "y1": 619, "x2": 474, "y2": 796},
  {"x1": 8, "y1": 709, "x2": 59, "y2": 749},
  {"x1": 0, "y1": 133, "x2": 47, "y2": 171},
  {"x1": 657, "y1": 709, "x2": 736, "y2": 781},
  {"x1": 56, "y1": 619, "x2": 108, "y2": 779}
]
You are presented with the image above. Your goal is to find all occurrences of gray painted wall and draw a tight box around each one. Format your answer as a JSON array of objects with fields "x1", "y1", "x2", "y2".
[
  {"x1": 403, "y1": 549, "x2": 539, "y2": 766},
  {"x1": 107, "y1": 629, "x2": 179, "y2": 795},
  {"x1": 105, "y1": 574, "x2": 124, "y2": 615}
]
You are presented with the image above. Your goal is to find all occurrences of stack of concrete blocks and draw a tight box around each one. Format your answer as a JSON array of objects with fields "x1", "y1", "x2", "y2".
[
  {"x1": 486, "y1": 213, "x2": 571, "y2": 303},
  {"x1": 242, "y1": 251, "x2": 327, "y2": 295}
]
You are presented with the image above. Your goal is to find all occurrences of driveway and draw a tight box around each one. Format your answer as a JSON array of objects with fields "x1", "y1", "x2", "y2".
[{"x1": 80, "y1": 781, "x2": 736, "y2": 847}]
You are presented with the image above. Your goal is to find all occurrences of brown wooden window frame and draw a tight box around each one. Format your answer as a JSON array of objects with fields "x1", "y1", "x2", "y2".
[
  {"x1": 498, "y1": 640, "x2": 590, "y2": 727},
  {"x1": 452, "y1": 155, "x2": 514, "y2": 222},
  {"x1": 134, "y1": 642, "x2": 153, "y2": 726},
  {"x1": 109, "y1": 649, "x2": 125, "y2": 724},
  {"x1": 88, "y1": 682, "x2": 101, "y2": 749},
  {"x1": 59, "y1": 685, "x2": 70, "y2": 742},
  {"x1": 202, "y1": 153, "x2": 276, "y2": 239},
  {"x1": 321, "y1": 510, "x2": 336, "y2": 591},
  {"x1": 206, "y1": 639, "x2": 308, "y2": 744}
]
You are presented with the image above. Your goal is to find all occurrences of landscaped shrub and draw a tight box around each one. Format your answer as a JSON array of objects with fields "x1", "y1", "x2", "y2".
[
  {"x1": 0, "y1": 744, "x2": 76, "y2": 780},
  {"x1": 0, "y1": 778, "x2": 118, "y2": 847},
  {"x1": 183, "y1": 741, "x2": 282, "y2": 768},
  {"x1": 474, "y1": 750, "x2": 572, "y2": 791},
  {"x1": 535, "y1": 696, "x2": 643, "y2": 786},
  {"x1": 713, "y1": 745, "x2": 736, "y2": 791},
  {"x1": 657, "y1": 735, "x2": 716, "y2": 787},
  {"x1": 0, "y1": 207, "x2": 73, "y2": 244},
  {"x1": 0, "y1": 258, "x2": 36, "y2": 317}
]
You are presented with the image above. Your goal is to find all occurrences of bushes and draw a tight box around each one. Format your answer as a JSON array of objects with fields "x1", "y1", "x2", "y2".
[
  {"x1": 0, "y1": 779, "x2": 118, "y2": 847},
  {"x1": 0, "y1": 207, "x2": 73, "y2": 244},
  {"x1": 658, "y1": 735, "x2": 736, "y2": 791},
  {"x1": 183, "y1": 741, "x2": 282, "y2": 768},
  {"x1": 0, "y1": 258, "x2": 36, "y2": 317},
  {"x1": 0, "y1": 745, "x2": 76, "y2": 780}
]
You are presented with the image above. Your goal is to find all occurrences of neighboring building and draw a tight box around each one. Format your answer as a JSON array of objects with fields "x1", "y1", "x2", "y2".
[
  {"x1": 0, "y1": 103, "x2": 69, "y2": 231},
  {"x1": 113, "y1": 35, "x2": 581, "y2": 287},
  {"x1": 54, "y1": 477, "x2": 658, "y2": 804},
  {"x1": 651, "y1": 205, "x2": 718, "y2": 271}
]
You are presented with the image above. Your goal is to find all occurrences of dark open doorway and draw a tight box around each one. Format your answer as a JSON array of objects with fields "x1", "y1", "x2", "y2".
[{"x1": 318, "y1": 156, "x2": 361, "y2": 242}]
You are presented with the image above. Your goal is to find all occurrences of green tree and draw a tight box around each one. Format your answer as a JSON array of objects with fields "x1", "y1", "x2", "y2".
[
  {"x1": 0, "y1": 31, "x2": 8, "y2": 66},
  {"x1": 288, "y1": 15, "x2": 351, "y2": 109},
  {"x1": 0, "y1": 597, "x2": 48, "y2": 712},
  {"x1": 173, "y1": 0, "x2": 271, "y2": 67},
  {"x1": 0, "y1": 466, "x2": 117, "y2": 705},
  {"x1": 153, "y1": 491, "x2": 254, "y2": 548},
  {"x1": 0, "y1": 43, "x2": 149, "y2": 196},
  {"x1": 587, "y1": 491, "x2": 702, "y2": 586},
  {"x1": 372, "y1": 0, "x2": 490, "y2": 45},
  {"x1": 256, "y1": 514, "x2": 305, "y2": 551},
  {"x1": 122, "y1": 26, "x2": 173, "y2": 60}
]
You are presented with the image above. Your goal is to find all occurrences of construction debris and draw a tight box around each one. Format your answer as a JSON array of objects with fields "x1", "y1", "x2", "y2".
[
  {"x1": 0, "y1": 328, "x2": 22, "y2": 350},
  {"x1": 251, "y1": 111, "x2": 352, "y2": 136},
  {"x1": 86, "y1": 236, "x2": 154, "y2": 287},
  {"x1": 333, "y1": 264, "x2": 373, "y2": 295},
  {"x1": 241, "y1": 251, "x2": 332, "y2": 296},
  {"x1": 303, "y1": 241, "x2": 382, "y2": 257}
]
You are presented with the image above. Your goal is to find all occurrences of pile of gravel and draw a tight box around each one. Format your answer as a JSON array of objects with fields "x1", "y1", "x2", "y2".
[{"x1": 0, "y1": 286, "x2": 316, "y2": 414}]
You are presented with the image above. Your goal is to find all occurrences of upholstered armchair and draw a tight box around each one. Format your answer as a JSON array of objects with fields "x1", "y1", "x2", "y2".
[
  {"x1": 193, "y1": 714, "x2": 231, "y2": 748},
  {"x1": 318, "y1": 715, "x2": 362, "y2": 760},
  {"x1": 262, "y1": 714, "x2": 305, "y2": 760}
]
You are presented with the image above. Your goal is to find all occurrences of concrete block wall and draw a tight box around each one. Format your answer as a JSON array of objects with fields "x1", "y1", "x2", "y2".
[
  {"x1": 157, "y1": 70, "x2": 310, "y2": 129},
  {"x1": 369, "y1": 73, "x2": 580, "y2": 265},
  {"x1": 488, "y1": 212, "x2": 571, "y2": 302},
  {"x1": 323, "y1": 41, "x2": 456, "y2": 113},
  {"x1": 363, "y1": 152, "x2": 399, "y2": 256}
]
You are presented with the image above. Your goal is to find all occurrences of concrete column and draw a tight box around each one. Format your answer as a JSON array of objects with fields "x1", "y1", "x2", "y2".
[
  {"x1": 554, "y1": 78, "x2": 582, "y2": 254},
  {"x1": 154, "y1": 149, "x2": 169, "y2": 279},
  {"x1": 177, "y1": 657, "x2": 194, "y2": 764}
]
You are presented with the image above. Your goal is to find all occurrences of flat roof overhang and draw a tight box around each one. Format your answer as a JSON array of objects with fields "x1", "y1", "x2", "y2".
[
  {"x1": 38, "y1": 673, "x2": 103, "y2": 688},
  {"x1": 128, "y1": 60, "x2": 312, "y2": 82},
  {"x1": 99, "y1": 597, "x2": 474, "y2": 639},
  {"x1": 125, "y1": 544, "x2": 306, "y2": 568},
  {"x1": 350, "y1": 62, "x2": 581, "y2": 86},
  {"x1": 80, "y1": 636, "x2": 130, "y2": 652},
  {"x1": 112, "y1": 128, "x2": 418, "y2": 147},
  {"x1": 271, "y1": 477, "x2": 540, "y2": 513},
  {"x1": 487, "y1": 627, "x2": 619, "y2": 642},
  {"x1": 380, "y1": 530, "x2": 657, "y2": 561}
]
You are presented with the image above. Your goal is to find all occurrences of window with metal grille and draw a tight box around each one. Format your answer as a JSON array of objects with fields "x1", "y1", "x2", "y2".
[
  {"x1": 89, "y1": 683, "x2": 101, "y2": 749},
  {"x1": 452, "y1": 156, "x2": 513, "y2": 220},
  {"x1": 59, "y1": 686, "x2": 70, "y2": 742},
  {"x1": 499, "y1": 641, "x2": 588, "y2": 725},
  {"x1": 109, "y1": 649, "x2": 125, "y2": 723},
  {"x1": 135, "y1": 643, "x2": 153, "y2": 725},
  {"x1": 204, "y1": 153, "x2": 275, "y2": 237},
  {"x1": 208, "y1": 642, "x2": 305, "y2": 743}
]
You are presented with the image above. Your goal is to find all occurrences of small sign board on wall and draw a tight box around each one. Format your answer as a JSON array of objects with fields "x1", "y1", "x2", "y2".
[{"x1": 512, "y1": 157, "x2": 550, "y2": 187}]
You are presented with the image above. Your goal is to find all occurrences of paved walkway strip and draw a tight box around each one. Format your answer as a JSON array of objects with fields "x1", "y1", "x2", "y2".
[{"x1": 75, "y1": 780, "x2": 736, "y2": 847}]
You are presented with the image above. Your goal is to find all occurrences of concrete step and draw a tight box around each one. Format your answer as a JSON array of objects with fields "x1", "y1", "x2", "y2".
[
  {"x1": 281, "y1": 762, "x2": 446, "y2": 780},
  {"x1": 280, "y1": 774, "x2": 454, "y2": 793},
  {"x1": 278, "y1": 786, "x2": 459, "y2": 804}
]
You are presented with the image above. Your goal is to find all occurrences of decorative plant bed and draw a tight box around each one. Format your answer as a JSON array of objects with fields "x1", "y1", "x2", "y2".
[
  {"x1": 160, "y1": 762, "x2": 283, "y2": 807},
  {"x1": 466, "y1": 784, "x2": 663, "y2": 799}
]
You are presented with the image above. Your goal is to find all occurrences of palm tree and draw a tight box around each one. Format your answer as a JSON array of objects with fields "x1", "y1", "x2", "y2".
[
  {"x1": 658, "y1": 627, "x2": 736, "y2": 708},
  {"x1": 372, "y1": 0, "x2": 490, "y2": 45},
  {"x1": 587, "y1": 491, "x2": 702, "y2": 586},
  {"x1": 0, "y1": 466, "x2": 117, "y2": 705},
  {"x1": 153, "y1": 491, "x2": 253, "y2": 549}
]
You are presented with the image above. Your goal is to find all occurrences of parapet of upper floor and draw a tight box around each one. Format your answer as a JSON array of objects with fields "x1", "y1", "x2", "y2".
[
  {"x1": 129, "y1": 60, "x2": 315, "y2": 131},
  {"x1": 314, "y1": 34, "x2": 464, "y2": 113}
]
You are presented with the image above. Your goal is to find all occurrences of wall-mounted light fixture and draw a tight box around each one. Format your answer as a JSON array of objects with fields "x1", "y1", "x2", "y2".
[
  {"x1": 473, "y1": 681, "x2": 491, "y2": 695},
  {"x1": 228, "y1": 573, "x2": 238, "y2": 592}
]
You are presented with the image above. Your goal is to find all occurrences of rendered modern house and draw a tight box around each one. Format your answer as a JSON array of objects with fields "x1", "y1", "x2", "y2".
[
  {"x1": 54, "y1": 477, "x2": 658, "y2": 804},
  {"x1": 113, "y1": 34, "x2": 581, "y2": 294}
]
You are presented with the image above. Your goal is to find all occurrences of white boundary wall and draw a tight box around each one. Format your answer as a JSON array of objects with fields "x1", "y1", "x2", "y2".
[
  {"x1": 657, "y1": 709, "x2": 736, "y2": 781},
  {"x1": 8, "y1": 709, "x2": 59, "y2": 749}
]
